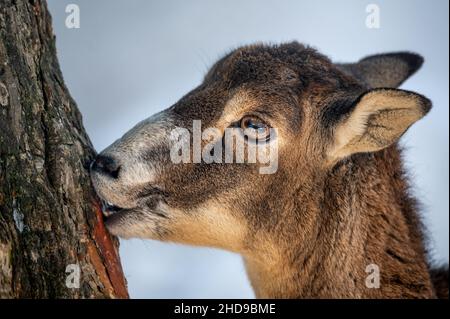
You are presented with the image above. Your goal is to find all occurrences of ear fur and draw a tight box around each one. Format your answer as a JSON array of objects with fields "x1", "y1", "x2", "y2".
[
  {"x1": 337, "y1": 52, "x2": 424, "y2": 88},
  {"x1": 328, "y1": 88, "x2": 431, "y2": 161}
]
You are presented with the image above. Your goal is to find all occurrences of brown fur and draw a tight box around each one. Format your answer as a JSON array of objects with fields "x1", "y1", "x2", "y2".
[
  {"x1": 91, "y1": 42, "x2": 448, "y2": 298},
  {"x1": 430, "y1": 266, "x2": 449, "y2": 299}
]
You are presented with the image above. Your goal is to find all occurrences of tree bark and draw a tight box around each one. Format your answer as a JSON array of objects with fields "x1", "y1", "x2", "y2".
[{"x1": 0, "y1": 0, "x2": 128, "y2": 298}]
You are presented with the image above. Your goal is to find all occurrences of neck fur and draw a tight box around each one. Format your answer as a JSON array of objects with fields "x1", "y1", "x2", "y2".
[{"x1": 245, "y1": 145, "x2": 435, "y2": 298}]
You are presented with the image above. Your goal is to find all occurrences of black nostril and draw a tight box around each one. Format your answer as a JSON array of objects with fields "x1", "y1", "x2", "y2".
[{"x1": 91, "y1": 155, "x2": 121, "y2": 179}]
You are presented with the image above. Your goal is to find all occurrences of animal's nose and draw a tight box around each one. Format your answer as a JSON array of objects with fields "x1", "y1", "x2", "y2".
[{"x1": 91, "y1": 155, "x2": 121, "y2": 179}]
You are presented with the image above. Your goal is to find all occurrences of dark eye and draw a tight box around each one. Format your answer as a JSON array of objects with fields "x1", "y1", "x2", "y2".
[{"x1": 240, "y1": 116, "x2": 271, "y2": 142}]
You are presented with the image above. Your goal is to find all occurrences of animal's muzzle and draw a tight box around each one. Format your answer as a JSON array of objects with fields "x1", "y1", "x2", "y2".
[{"x1": 90, "y1": 155, "x2": 121, "y2": 179}]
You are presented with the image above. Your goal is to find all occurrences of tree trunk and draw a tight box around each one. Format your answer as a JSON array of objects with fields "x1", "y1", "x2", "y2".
[{"x1": 0, "y1": 0, "x2": 128, "y2": 298}]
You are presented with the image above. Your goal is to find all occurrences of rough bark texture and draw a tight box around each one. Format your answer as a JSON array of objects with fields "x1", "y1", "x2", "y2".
[{"x1": 0, "y1": 0, "x2": 128, "y2": 298}]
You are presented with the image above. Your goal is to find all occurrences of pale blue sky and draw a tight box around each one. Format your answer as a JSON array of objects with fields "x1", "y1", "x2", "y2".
[{"x1": 47, "y1": 0, "x2": 449, "y2": 298}]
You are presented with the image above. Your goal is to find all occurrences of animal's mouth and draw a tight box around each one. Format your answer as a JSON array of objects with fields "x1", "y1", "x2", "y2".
[
  {"x1": 97, "y1": 187, "x2": 167, "y2": 220},
  {"x1": 93, "y1": 185, "x2": 168, "y2": 229},
  {"x1": 102, "y1": 200, "x2": 126, "y2": 217},
  {"x1": 99, "y1": 199, "x2": 142, "y2": 232}
]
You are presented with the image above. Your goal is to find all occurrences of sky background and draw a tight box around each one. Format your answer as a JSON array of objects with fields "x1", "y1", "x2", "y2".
[{"x1": 47, "y1": 0, "x2": 449, "y2": 298}]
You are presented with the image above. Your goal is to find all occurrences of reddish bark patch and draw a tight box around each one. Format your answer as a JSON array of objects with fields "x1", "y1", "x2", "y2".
[{"x1": 92, "y1": 200, "x2": 129, "y2": 298}]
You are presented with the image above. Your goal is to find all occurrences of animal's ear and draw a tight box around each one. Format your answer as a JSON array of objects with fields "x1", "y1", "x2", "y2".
[
  {"x1": 327, "y1": 88, "x2": 431, "y2": 161},
  {"x1": 337, "y1": 52, "x2": 424, "y2": 88}
]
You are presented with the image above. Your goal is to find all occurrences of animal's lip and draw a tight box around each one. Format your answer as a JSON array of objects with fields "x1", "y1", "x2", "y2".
[
  {"x1": 95, "y1": 186, "x2": 167, "y2": 220},
  {"x1": 100, "y1": 199, "x2": 134, "y2": 218}
]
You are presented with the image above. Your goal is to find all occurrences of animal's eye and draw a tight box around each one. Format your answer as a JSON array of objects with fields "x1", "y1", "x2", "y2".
[{"x1": 240, "y1": 116, "x2": 271, "y2": 142}]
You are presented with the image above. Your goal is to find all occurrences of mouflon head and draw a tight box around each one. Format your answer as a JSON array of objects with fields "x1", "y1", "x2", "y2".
[{"x1": 90, "y1": 42, "x2": 430, "y2": 254}]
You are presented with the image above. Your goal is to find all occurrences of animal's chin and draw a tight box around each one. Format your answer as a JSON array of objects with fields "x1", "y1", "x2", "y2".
[
  {"x1": 101, "y1": 201, "x2": 168, "y2": 239},
  {"x1": 99, "y1": 197, "x2": 167, "y2": 235}
]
